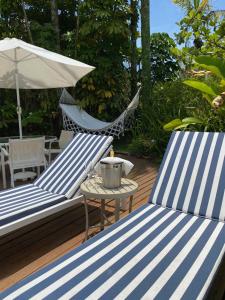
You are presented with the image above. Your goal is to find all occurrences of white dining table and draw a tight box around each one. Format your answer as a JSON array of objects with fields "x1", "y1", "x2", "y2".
[{"x1": 0, "y1": 135, "x2": 57, "y2": 147}]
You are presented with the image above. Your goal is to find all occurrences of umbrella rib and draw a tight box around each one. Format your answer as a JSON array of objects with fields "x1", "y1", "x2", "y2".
[
  {"x1": 0, "y1": 51, "x2": 42, "y2": 63},
  {"x1": 0, "y1": 52, "x2": 33, "y2": 63},
  {"x1": 0, "y1": 52, "x2": 14, "y2": 62},
  {"x1": 19, "y1": 53, "x2": 35, "y2": 62},
  {"x1": 0, "y1": 40, "x2": 93, "y2": 89},
  {"x1": 38, "y1": 56, "x2": 75, "y2": 85},
  {"x1": 0, "y1": 52, "x2": 74, "y2": 87}
]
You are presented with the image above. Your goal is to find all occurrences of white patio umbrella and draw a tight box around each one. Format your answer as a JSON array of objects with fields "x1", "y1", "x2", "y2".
[{"x1": 0, "y1": 38, "x2": 95, "y2": 138}]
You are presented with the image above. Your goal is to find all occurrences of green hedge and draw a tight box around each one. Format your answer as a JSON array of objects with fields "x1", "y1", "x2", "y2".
[{"x1": 129, "y1": 80, "x2": 206, "y2": 157}]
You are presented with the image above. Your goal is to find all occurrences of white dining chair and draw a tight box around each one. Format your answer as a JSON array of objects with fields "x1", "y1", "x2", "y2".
[
  {"x1": 46, "y1": 130, "x2": 74, "y2": 163},
  {"x1": 1, "y1": 137, "x2": 47, "y2": 187},
  {"x1": 0, "y1": 147, "x2": 7, "y2": 188}
]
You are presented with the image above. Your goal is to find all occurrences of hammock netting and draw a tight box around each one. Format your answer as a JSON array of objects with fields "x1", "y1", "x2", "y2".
[{"x1": 59, "y1": 88, "x2": 140, "y2": 138}]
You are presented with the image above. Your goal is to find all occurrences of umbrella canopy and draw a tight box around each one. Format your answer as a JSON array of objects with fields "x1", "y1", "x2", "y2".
[{"x1": 0, "y1": 38, "x2": 95, "y2": 137}]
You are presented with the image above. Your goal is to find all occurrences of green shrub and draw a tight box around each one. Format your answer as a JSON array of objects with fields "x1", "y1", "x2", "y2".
[
  {"x1": 128, "y1": 137, "x2": 156, "y2": 157},
  {"x1": 129, "y1": 80, "x2": 205, "y2": 157},
  {"x1": 164, "y1": 56, "x2": 225, "y2": 132},
  {"x1": 150, "y1": 33, "x2": 180, "y2": 83}
]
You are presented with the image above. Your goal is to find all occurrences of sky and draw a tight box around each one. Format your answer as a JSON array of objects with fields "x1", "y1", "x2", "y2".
[{"x1": 150, "y1": 0, "x2": 225, "y2": 38}]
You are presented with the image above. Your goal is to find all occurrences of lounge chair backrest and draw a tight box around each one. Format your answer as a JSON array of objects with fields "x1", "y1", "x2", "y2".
[
  {"x1": 34, "y1": 133, "x2": 113, "y2": 198},
  {"x1": 149, "y1": 131, "x2": 225, "y2": 221}
]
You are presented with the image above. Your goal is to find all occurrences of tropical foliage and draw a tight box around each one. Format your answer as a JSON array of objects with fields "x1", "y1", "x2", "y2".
[
  {"x1": 128, "y1": 31, "x2": 182, "y2": 156},
  {"x1": 70, "y1": 0, "x2": 131, "y2": 120},
  {"x1": 164, "y1": 56, "x2": 225, "y2": 131},
  {"x1": 173, "y1": 0, "x2": 225, "y2": 57},
  {"x1": 129, "y1": 80, "x2": 205, "y2": 156},
  {"x1": 0, "y1": 0, "x2": 147, "y2": 136},
  {"x1": 2, "y1": 0, "x2": 225, "y2": 158},
  {"x1": 150, "y1": 33, "x2": 180, "y2": 83},
  {"x1": 133, "y1": 0, "x2": 225, "y2": 156}
]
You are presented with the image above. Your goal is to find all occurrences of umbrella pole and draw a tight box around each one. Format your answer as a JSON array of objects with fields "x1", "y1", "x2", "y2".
[
  {"x1": 14, "y1": 48, "x2": 23, "y2": 139},
  {"x1": 15, "y1": 73, "x2": 22, "y2": 139},
  {"x1": 14, "y1": 47, "x2": 22, "y2": 139}
]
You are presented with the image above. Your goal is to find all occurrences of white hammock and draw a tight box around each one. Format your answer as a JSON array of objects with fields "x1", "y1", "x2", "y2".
[{"x1": 59, "y1": 87, "x2": 141, "y2": 138}]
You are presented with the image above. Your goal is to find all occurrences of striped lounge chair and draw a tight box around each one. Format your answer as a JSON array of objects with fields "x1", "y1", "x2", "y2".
[
  {"x1": 0, "y1": 133, "x2": 113, "y2": 237},
  {"x1": 2, "y1": 131, "x2": 225, "y2": 300}
]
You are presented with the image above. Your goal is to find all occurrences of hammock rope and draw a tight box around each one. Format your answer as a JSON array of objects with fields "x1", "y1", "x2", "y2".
[{"x1": 59, "y1": 87, "x2": 141, "y2": 138}]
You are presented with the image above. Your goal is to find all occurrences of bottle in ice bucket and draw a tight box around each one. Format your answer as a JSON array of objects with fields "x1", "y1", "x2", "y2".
[{"x1": 110, "y1": 147, "x2": 114, "y2": 157}]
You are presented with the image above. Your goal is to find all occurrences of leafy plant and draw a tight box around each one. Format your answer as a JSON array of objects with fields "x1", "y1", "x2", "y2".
[
  {"x1": 173, "y1": 0, "x2": 225, "y2": 58},
  {"x1": 128, "y1": 137, "x2": 156, "y2": 157},
  {"x1": 150, "y1": 33, "x2": 180, "y2": 83},
  {"x1": 164, "y1": 56, "x2": 225, "y2": 131},
  {"x1": 22, "y1": 111, "x2": 44, "y2": 127},
  {"x1": 0, "y1": 0, "x2": 132, "y2": 136},
  {"x1": 130, "y1": 80, "x2": 204, "y2": 156},
  {"x1": 0, "y1": 102, "x2": 17, "y2": 129},
  {"x1": 65, "y1": 0, "x2": 131, "y2": 121},
  {"x1": 164, "y1": 117, "x2": 204, "y2": 131}
]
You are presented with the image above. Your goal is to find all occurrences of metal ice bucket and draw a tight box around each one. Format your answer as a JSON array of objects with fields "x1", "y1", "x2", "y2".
[{"x1": 100, "y1": 161, "x2": 123, "y2": 189}]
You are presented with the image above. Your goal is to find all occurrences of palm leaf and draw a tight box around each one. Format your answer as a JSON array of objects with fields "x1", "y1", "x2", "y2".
[
  {"x1": 197, "y1": 0, "x2": 208, "y2": 12},
  {"x1": 182, "y1": 117, "x2": 203, "y2": 124},
  {"x1": 163, "y1": 119, "x2": 183, "y2": 131},
  {"x1": 183, "y1": 80, "x2": 217, "y2": 96}
]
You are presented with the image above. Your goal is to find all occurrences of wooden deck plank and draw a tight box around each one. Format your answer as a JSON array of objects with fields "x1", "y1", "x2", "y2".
[
  {"x1": 1, "y1": 154, "x2": 224, "y2": 299},
  {"x1": 0, "y1": 155, "x2": 158, "y2": 291}
]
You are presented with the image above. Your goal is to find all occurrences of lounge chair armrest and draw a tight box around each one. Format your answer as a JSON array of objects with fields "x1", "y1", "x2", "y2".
[
  {"x1": 0, "y1": 147, "x2": 9, "y2": 157},
  {"x1": 44, "y1": 148, "x2": 50, "y2": 154},
  {"x1": 46, "y1": 140, "x2": 59, "y2": 150}
]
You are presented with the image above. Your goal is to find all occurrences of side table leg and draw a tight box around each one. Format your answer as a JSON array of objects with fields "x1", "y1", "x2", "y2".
[
  {"x1": 115, "y1": 199, "x2": 120, "y2": 222},
  {"x1": 129, "y1": 195, "x2": 133, "y2": 213},
  {"x1": 83, "y1": 196, "x2": 89, "y2": 241},
  {"x1": 100, "y1": 199, "x2": 105, "y2": 231}
]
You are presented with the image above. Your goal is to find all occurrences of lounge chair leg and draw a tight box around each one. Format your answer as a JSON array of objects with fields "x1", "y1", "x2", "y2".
[
  {"x1": 49, "y1": 152, "x2": 51, "y2": 164},
  {"x1": 100, "y1": 199, "x2": 105, "y2": 231},
  {"x1": 83, "y1": 196, "x2": 89, "y2": 241},
  {"x1": 11, "y1": 172, "x2": 15, "y2": 188},
  {"x1": 2, "y1": 167, "x2": 6, "y2": 188},
  {"x1": 115, "y1": 199, "x2": 120, "y2": 222},
  {"x1": 1, "y1": 152, "x2": 6, "y2": 188},
  {"x1": 129, "y1": 195, "x2": 133, "y2": 213}
]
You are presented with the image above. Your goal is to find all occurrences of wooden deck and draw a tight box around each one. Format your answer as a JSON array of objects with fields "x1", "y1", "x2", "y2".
[
  {"x1": 0, "y1": 155, "x2": 158, "y2": 291},
  {"x1": 1, "y1": 155, "x2": 225, "y2": 299}
]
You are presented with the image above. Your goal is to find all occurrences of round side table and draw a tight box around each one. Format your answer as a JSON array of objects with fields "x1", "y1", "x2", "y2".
[{"x1": 80, "y1": 177, "x2": 138, "y2": 240}]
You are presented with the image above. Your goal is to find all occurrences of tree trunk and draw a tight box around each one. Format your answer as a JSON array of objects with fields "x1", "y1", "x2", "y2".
[
  {"x1": 141, "y1": 0, "x2": 151, "y2": 104},
  {"x1": 21, "y1": 1, "x2": 33, "y2": 44},
  {"x1": 74, "y1": 1, "x2": 80, "y2": 59},
  {"x1": 50, "y1": 0, "x2": 60, "y2": 51},
  {"x1": 130, "y1": 0, "x2": 138, "y2": 97}
]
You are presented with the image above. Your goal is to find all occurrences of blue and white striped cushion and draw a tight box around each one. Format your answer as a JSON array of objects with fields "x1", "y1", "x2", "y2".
[
  {"x1": 0, "y1": 184, "x2": 65, "y2": 227},
  {"x1": 34, "y1": 133, "x2": 113, "y2": 198},
  {"x1": 0, "y1": 133, "x2": 112, "y2": 228},
  {"x1": 2, "y1": 204, "x2": 225, "y2": 300},
  {"x1": 149, "y1": 131, "x2": 225, "y2": 221}
]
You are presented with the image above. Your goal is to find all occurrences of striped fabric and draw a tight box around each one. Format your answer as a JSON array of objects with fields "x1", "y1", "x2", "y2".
[
  {"x1": 149, "y1": 131, "x2": 225, "y2": 221},
  {"x1": 34, "y1": 133, "x2": 113, "y2": 198},
  {"x1": 2, "y1": 204, "x2": 225, "y2": 300},
  {"x1": 2, "y1": 132, "x2": 225, "y2": 299},
  {"x1": 0, "y1": 133, "x2": 112, "y2": 230},
  {"x1": 0, "y1": 184, "x2": 65, "y2": 227}
]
